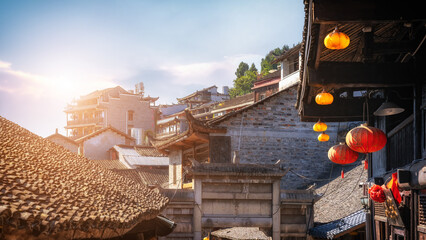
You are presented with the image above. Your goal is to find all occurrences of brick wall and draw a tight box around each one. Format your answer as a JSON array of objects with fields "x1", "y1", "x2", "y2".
[{"x1": 214, "y1": 85, "x2": 338, "y2": 189}]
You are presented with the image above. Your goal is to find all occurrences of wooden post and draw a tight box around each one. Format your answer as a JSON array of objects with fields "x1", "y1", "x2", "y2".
[
  {"x1": 413, "y1": 83, "x2": 422, "y2": 160},
  {"x1": 272, "y1": 180, "x2": 280, "y2": 240},
  {"x1": 193, "y1": 178, "x2": 202, "y2": 240}
]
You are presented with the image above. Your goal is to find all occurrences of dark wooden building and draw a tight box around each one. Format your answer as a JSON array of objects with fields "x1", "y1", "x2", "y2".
[{"x1": 297, "y1": 1, "x2": 426, "y2": 239}]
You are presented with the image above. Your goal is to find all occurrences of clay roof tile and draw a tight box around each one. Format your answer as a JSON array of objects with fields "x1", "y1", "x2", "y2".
[{"x1": 0, "y1": 115, "x2": 169, "y2": 238}]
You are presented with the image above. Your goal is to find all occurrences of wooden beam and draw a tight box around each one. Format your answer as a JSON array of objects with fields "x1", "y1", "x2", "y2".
[
  {"x1": 313, "y1": 0, "x2": 425, "y2": 24},
  {"x1": 307, "y1": 62, "x2": 418, "y2": 88},
  {"x1": 202, "y1": 217, "x2": 272, "y2": 228},
  {"x1": 300, "y1": 98, "x2": 383, "y2": 122},
  {"x1": 373, "y1": 41, "x2": 415, "y2": 55}
]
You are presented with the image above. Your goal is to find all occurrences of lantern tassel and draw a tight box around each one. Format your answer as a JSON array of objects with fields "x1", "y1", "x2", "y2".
[
  {"x1": 341, "y1": 169, "x2": 344, "y2": 178},
  {"x1": 364, "y1": 159, "x2": 368, "y2": 170}
]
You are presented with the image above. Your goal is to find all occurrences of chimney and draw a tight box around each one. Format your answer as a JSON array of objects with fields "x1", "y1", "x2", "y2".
[{"x1": 135, "y1": 82, "x2": 145, "y2": 96}]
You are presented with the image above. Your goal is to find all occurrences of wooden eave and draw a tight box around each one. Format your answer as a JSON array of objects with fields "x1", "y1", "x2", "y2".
[
  {"x1": 153, "y1": 110, "x2": 225, "y2": 151},
  {"x1": 297, "y1": 0, "x2": 426, "y2": 122}
]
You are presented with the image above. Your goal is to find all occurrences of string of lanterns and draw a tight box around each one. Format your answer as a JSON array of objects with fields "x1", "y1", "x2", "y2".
[{"x1": 314, "y1": 26, "x2": 387, "y2": 169}]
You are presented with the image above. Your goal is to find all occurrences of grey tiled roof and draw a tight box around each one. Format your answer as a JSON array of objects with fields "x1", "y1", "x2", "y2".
[
  {"x1": 211, "y1": 227, "x2": 271, "y2": 240},
  {"x1": 192, "y1": 163, "x2": 287, "y2": 177},
  {"x1": 314, "y1": 163, "x2": 367, "y2": 223},
  {"x1": 309, "y1": 210, "x2": 366, "y2": 239},
  {"x1": 113, "y1": 168, "x2": 169, "y2": 188},
  {"x1": 92, "y1": 159, "x2": 130, "y2": 169},
  {"x1": 135, "y1": 146, "x2": 168, "y2": 157}
]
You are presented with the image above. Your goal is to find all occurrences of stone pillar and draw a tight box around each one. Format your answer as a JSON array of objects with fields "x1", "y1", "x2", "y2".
[
  {"x1": 272, "y1": 180, "x2": 281, "y2": 240},
  {"x1": 193, "y1": 178, "x2": 202, "y2": 240},
  {"x1": 169, "y1": 149, "x2": 183, "y2": 189}
]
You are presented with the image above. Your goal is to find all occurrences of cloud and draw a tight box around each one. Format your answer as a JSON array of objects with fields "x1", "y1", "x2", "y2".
[
  {"x1": 158, "y1": 53, "x2": 263, "y2": 87},
  {"x1": 0, "y1": 59, "x2": 118, "y2": 100},
  {"x1": 0, "y1": 61, "x2": 47, "y2": 97},
  {"x1": 0, "y1": 60, "x2": 11, "y2": 69}
]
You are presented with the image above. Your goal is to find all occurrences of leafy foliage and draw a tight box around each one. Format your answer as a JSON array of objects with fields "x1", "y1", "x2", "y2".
[
  {"x1": 229, "y1": 70, "x2": 257, "y2": 98},
  {"x1": 248, "y1": 63, "x2": 258, "y2": 73},
  {"x1": 235, "y1": 62, "x2": 249, "y2": 78},
  {"x1": 260, "y1": 45, "x2": 290, "y2": 75},
  {"x1": 228, "y1": 44, "x2": 296, "y2": 98}
]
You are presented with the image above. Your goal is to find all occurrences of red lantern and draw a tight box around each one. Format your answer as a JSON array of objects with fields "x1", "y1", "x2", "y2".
[
  {"x1": 346, "y1": 124, "x2": 387, "y2": 153},
  {"x1": 368, "y1": 184, "x2": 386, "y2": 203},
  {"x1": 328, "y1": 143, "x2": 359, "y2": 165}
]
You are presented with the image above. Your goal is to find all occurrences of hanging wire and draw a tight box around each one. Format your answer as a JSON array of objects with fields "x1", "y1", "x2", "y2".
[
  {"x1": 341, "y1": 167, "x2": 366, "y2": 201},
  {"x1": 238, "y1": 113, "x2": 244, "y2": 151}
]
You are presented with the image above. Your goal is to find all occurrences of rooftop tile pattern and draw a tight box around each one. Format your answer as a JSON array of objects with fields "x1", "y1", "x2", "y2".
[
  {"x1": 309, "y1": 210, "x2": 366, "y2": 239},
  {"x1": 113, "y1": 168, "x2": 169, "y2": 188},
  {"x1": 314, "y1": 163, "x2": 367, "y2": 223},
  {"x1": 0, "y1": 116, "x2": 168, "y2": 238},
  {"x1": 192, "y1": 163, "x2": 287, "y2": 177},
  {"x1": 92, "y1": 159, "x2": 129, "y2": 170},
  {"x1": 134, "y1": 146, "x2": 167, "y2": 157},
  {"x1": 211, "y1": 227, "x2": 271, "y2": 240}
]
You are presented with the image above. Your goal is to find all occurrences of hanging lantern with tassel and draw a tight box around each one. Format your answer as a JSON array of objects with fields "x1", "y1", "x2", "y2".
[
  {"x1": 328, "y1": 143, "x2": 359, "y2": 164},
  {"x1": 315, "y1": 90, "x2": 334, "y2": 105},
  {"x1": 324, "y1": 26, "x2": 350, "y2": 50},
  {"x1": 313, "y1": 120, "x2": 327, "y2": 132},
  {"x1": 318, "y1": 132, "x2": 330, "y2": 142},
  {"x1": 346, "y1": 123, "x2": 387, "y2": 153}
]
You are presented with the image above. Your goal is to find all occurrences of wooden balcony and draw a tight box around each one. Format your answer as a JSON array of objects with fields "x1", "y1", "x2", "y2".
[{"x1": 66, "y1": 117, "x2": 104, "y2": 128}]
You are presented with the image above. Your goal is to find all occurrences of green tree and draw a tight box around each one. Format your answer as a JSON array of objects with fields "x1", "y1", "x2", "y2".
[
  {"x1": 229, "y1": 71, "x2": 257, "y2": 98},
  {"x1": 248, "y1": 63, "x2": 258, "y2": 73},
  {"x1": 260, "y1": 45, "x2": 290, "y2": 75},
  {"x1": 235, "y1": 62, "x2": 249, "y2": 78}
]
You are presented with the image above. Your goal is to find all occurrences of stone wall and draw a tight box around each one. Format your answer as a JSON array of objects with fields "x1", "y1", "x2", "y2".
[{"x1": 214, "y1": 85, "x2": 338, "y2": 189}]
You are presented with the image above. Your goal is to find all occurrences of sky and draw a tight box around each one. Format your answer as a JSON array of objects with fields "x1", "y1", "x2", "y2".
[{"x1": 0, "y1": 0, "x2": 304, "y2": 137}]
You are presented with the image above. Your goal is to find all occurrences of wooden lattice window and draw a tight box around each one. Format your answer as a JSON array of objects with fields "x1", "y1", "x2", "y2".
[
  {"x1": 209, "y1": 136, "x2": 231, "y2": 163},
  {"x1": 375, "y1": 201, "x2": 386, "y2": 218},
  {"x1": 420, "y1": 193, "x2": 426, "y2": 226}
]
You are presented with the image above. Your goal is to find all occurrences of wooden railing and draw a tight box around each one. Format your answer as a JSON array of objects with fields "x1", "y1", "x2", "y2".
[{"x1": 67, "y1": 117, "x2": 104, "y2": 126}]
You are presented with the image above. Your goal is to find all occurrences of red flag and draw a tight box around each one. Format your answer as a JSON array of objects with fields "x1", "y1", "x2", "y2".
[{"x1": 386, "y1": 172, "x2": 402, "y2": 204}]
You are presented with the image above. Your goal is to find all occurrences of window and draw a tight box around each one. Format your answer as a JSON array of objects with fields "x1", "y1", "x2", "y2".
[
  {"x1": 209, "y1": 136, "x2": 231, "y2": 163},
  {"x1": 128, "y1": 110, "x2": 134, "y2": 121}
]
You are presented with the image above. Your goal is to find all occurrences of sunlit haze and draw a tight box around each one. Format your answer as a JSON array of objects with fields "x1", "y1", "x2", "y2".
[{"x1": 0, "y1": 0, "x2": 304, "y2": 137}]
